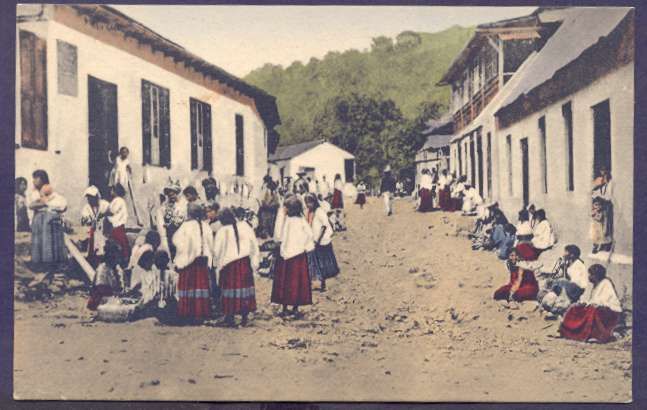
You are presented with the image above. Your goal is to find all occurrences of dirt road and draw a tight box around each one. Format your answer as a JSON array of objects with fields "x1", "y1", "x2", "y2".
[{"x1": 13, "y1": 197, "x2": 631, "y2": 402}]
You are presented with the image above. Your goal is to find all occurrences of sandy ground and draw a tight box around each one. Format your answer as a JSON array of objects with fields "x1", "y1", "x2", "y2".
[{"x1": 13, "y1": 197, "x2": 631, "y2": 402}]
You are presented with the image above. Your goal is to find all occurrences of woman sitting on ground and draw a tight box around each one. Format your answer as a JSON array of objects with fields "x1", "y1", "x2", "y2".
[
  {"x1": 531, "y1": 209, "x2": 556, "y2": 254},
  {"x1": 87, "y1": 240, "x2": 125, "y2": 310},
  {"x1": 493, "y1": 249, "x2": 539, "y2": 303},
  {"x1": 514, "y1": 209, "x2": 539, "y2": 261},
  {"x1": 559, "y1": 264, "x2": 622, "y2": 343}
]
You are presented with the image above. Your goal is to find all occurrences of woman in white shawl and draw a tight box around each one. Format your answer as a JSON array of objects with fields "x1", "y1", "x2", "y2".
[
  {"x1": 80, "y1": 185, "x2": 110, "y2": 266},
  {"x1": 213, "y1": 208, "x2": 260, "y2": 327}
]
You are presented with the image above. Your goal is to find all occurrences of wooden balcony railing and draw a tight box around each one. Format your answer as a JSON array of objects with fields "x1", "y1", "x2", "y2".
[{"x1": 452, "y1": 77, "x2": 499, "y2": 133}]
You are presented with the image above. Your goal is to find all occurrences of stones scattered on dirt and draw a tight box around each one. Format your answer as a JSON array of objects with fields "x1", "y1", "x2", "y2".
[{"x1": 139, "y1": 379, "x2": 160, "y2": 388}]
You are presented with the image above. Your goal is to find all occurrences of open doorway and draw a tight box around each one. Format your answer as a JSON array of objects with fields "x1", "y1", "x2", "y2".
[
  {"x1": 88, "y1": 75, "x2": 118, "y2": 198},
  {"x1": 520, "y1": 137, "x2": 529, "y2": 207}
]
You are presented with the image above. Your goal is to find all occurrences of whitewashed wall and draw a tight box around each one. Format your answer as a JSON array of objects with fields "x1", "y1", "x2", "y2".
[
  {"x1": 495, "y1": 63, "x2": 634, "y2": 299},
  {"x1": 16, "y1": 17, "x2": 269, "y2": 221},
  {"x1": 269, "y1": 143, "x2": 355, "y2": 188}
]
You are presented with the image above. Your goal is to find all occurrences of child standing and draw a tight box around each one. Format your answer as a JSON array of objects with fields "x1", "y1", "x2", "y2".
[
  {"x1": 15, "y1": 177, "x2": 30, "y2": 232},
  {"x1": 213, "y1": 208, "x2": 260, "y2": 327},
  {"x1": 106, "y1": 183, "x2": 131, "y2": 264},
  {"x1": 304, "y1": 194, "x2": 339, "y2": 292},
  {"x1": 271, "y1": 195, "x2": 314, "y2": 318},
  {"x1": 80, "y1": 186, "x2": 111, "y2": 267}
]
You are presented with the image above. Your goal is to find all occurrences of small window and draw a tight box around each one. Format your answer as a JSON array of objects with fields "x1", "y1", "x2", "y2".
[
  {"x1": 142, "y1": 80, "x2": 171, "y2": 167},
  {"x1": 19, "y1": 30, "x2": 48, "y2": 150},
  {"x1": 562, "y1": 102, "x2": 574, "y2": 191},
  {"x1": 235, "y1": 114, "x2": 244, "y2": 176},
  {"x1": 57, "y1": 40, "x2": 77, "y2": 96},
  {"x1": 592, "y1": 99, "x2": 611, "y2": 178},
  {"x1": 190, "y1": 98, "x2": 212, "y2": 171},
  {"x1": 539, "y1": 116, "x2": 548, "y2": 194}
]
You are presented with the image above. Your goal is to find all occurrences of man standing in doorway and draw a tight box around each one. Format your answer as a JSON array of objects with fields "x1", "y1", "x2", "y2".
[{"x1": 380, "y1": 165, "x2": 396, "y2": 216}]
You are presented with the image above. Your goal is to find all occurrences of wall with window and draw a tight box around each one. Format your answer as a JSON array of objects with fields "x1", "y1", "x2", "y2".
[
  {"x1": 494, "y1": 63, "x2": 633, "y2": 297},
  {"x1": 16, "y1": 16, "x2": 270, "y2": 220}
]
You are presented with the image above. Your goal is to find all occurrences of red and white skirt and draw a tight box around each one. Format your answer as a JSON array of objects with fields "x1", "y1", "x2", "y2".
[
  {"x1": 560, "y1": 305, "x2": 621, "y2": 343},
  {"x1": 219, "y1": 256, "x2": 257, "y2": 315},
  {"x1": 271, "y1": 252, "x2": 312, "y2": 306},
  {"x1": 331, "y1": 189, "x2": 344, "y2": 209},
  {"x1": 177, "y1": 257, "x2": 211, "y2": 319}
]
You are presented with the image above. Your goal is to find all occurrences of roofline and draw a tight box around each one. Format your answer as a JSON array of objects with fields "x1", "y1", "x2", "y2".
[{"x1": 53, "y1": 4, "x2": 280, "y2": 129}]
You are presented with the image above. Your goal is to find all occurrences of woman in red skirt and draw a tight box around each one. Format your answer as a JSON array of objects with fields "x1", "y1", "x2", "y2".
[
  {"x1": 331, "y1": 174, "x2": 344, "y2": 210},
  {"x1": 560, "y1": 264, "x2": 622, "y2": 343},
  {"x1": 213, "y1": 208, "x2": 259, "y2": 327},
  {"x1": 494, "y1": 249, "x2": 539, "y2": 302},
  {"x1": 272, "y1": 195, "x2": 314, "y2": 318},
  {"x1": 173, "y1": 203, "x2": 214, "y2": 324},
  {"x1": 106, "y1": 183, "x2": 131, "y2": 266},
  {"x1": 417, "y1": 169, "x2": 434, "y2": 212}
]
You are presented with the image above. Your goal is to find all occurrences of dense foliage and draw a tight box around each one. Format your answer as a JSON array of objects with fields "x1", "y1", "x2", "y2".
[{"x1": 244, "y1": 25, "x2": 474, "y2": 179}]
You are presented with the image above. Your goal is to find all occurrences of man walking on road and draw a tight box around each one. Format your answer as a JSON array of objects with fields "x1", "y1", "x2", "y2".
[{"x1": 380, "y1": 165, "x2": 396, "y2": 216}]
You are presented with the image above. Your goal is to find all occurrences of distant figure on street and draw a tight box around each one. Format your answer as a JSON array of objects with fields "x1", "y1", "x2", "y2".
[{"x1": 380, "y1": 165, "x2": 396, "y2": 216}]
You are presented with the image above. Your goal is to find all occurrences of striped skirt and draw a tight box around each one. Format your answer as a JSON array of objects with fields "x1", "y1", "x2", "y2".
[
  {"x1": 31, "y1": 211, "x2": 67, "y2": 265},
  {"x1": 177, "y1": 257, "x2": 211, "y2": 319},
  {"x1": 272, "y1": 253, "x2": 312, "y2": 306},
  {"x1": 219, "y1": 257, "x2": 257, "y2": 315}
]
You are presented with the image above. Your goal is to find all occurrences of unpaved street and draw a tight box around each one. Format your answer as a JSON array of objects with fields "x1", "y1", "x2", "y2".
[{"x1": 13, "y1": 198, "x2": 631, "y2": 402}]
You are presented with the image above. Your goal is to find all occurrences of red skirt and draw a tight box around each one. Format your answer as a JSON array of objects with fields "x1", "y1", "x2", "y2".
[
  {"x1": 177, "y1": 257, "x2": 212, "y2": 319},
  {"x1": 110, "y1": 225, "x2": 131, "y2": 262},
  {"x1": 219, "y1": 257, "x2": 257, "y2": 315},
  {"x1": 560, "y1": 305, "x2": 621, "y2": 343},
  {"x1": 515, "y1": 243, "x2": 539, "y2": 261},
  {"x1": 87, "y1": 284, "x2": 113, "y2": 311},
  {"x1": 493, "y1": 269, "x2": 539, "y2": 302},
  {"x1": 332, "y1": 189, "x2": 344, "y2": 209},
  {"x1": 355, "y1": 193, "x2": 366, "y2": 205},
  {"x1": 271, "y1": 253, "x2": 312, "y2": 306},
  {"x1": 438, "y1": 187, "x2": 449, "y2": 210},
  {"x1": 418, "y1": 188, "x2": 434, "y2": 212}
]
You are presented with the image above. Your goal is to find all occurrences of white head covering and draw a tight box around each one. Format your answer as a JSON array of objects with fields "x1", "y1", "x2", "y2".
[
  {"x1": 384, "y1": 165, "x2": 392, "y2": 173},
  {"x1": 84, "y1": 185, "x2": 100, "y2": 198}
]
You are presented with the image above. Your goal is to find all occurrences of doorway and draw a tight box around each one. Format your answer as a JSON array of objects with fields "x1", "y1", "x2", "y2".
[
  {"x1": 88, "y1": 75, "x2": 118, "y2": 198},
  {"x1": 592, "y1": 99, "x2": 611, "y2": 176},
  {"x1": 520, "y1": 137, "x2": 529, "y2": 207},
  {"x1": 476, "y1": 132, "x2": 484, "y2": 198}
]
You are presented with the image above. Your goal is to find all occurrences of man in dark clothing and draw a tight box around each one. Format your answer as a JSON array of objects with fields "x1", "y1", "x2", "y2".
[{"x1": 380, "y1": 165, "x2": 397, "y2": 216}]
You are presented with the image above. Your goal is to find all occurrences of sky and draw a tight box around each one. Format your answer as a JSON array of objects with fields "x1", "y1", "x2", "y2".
[{"x1": 111, "y1": 5, "x2": 537, "y2": 78}]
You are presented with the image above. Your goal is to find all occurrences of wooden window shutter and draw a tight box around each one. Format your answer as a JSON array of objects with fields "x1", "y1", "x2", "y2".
[
  {"x1": 203, "y1": 103, "x2": 212, "y2": 172},
  {"x1": 20, "y1": 30, "x2": 47, "y2": 150},
  {"x1": 190, "y1": 99, "x2": 198, "y2": 170},
  {"x1": 141, "y1": 80, "x2": 152, "y2": 165},
  {"x1": 235, "y1": 114, "x2": 244, "y2": 176},
  {"x1": 159, "y1": 87, "x2": 171, "y2": 168}
]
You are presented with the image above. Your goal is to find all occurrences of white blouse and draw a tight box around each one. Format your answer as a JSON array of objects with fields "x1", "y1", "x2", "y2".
[
  {"x1": 279, "y1": 216, "x2": 315, "y2": 260},
  {"x1": 334, "y1": 180, "x2": 344, "y2": 191},
  {"x1": 108, "y1": 197, "x2": 129, "y2": 227},
  {"x1": 531, "y1": 220, "x2": 556, "y2": 250},
  {"x1": 308, "y1": 207, "x2": 333, "y2": 246},
  {"x1": 172, "y1": 220, "x2": 214, "y2": 270},
  {"x1": 45, "y1": 192, "x2": 68, "y2": 213},
  {"x1": 213, "y1": 221, "x2": 260, "y2": 272},
  {"x1": 581, "y1": 278, "x2": 622, "y2": 313},
  {"x1": 420, "y1": 174, "x2": 434, "y2": 190},
  {"x1": 567, "y1": 259, "x2": 589, "y2": 291}
]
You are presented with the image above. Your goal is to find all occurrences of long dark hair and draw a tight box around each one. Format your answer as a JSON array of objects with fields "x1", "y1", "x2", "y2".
[
  {"x1": 219, "y1": 208, "x2": 240, "y2": 254},
  {"x1": 32, "y1": 169, "x2": 49, "y2": 185}
]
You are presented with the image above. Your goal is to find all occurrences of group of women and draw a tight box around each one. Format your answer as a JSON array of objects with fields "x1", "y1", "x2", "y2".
[{"x1": 415, "y1": 168, "x2": 483, "y2": 215}]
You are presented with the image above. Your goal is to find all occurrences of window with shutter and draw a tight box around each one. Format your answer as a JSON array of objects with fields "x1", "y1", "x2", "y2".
[
  {"x1": 141, "y1": 79, "x2": 171, "y2": 167},
  {"x1": 190, "y1": 98, "x2": 212, "y2": 171},
  {"x1": 235, "y1": 114, "x2": 244, "y2": 176},
  {"x1": 19, "y1": 30, "x2": 47, "y2": 150}
]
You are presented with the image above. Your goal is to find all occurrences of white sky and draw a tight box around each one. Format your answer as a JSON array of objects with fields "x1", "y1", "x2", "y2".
[{"x1": 111, "y1": 5, "x2": 537, "y2": 77}]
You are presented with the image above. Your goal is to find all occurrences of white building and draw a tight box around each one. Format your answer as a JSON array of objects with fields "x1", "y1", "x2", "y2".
[
  {"x1": 414, "y1": 117, "x2": 453, "y2": 187},
  {"x1": 268, "y1": 140, "x2": 355, "y2": 188},
  {"x1": 436, "y1": 7, "x2": 634, "y2": 299},
  {"x1": 15, "y1": 4, "x2": 280, "y2": 221}
]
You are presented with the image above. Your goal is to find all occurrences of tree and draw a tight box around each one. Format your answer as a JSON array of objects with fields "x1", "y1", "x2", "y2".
[
  {"x1": 396, "y1": 31, "x2": 422, "y2": 50},
  {"x1": 370, "y1": 36, "x2": 394, "y2": 53}
]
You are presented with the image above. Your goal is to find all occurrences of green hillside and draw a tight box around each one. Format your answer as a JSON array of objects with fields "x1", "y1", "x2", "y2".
[{"x1": 245, "y1": 25, "x2": 474, "y2": 147}]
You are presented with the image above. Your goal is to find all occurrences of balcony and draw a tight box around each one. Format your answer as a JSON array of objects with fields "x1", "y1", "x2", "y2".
[{"x1": 452, "y1": 77, "x2": 499, "y2": 132}]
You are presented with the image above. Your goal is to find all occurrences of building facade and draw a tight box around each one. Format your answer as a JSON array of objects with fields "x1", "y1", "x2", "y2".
[
  {"x1": 16, "y1": 4, "x2": 280, "y2": 221},
  {"x1": 436, "y1": 7, "x2": 634, "y2": 299},
  {"x1": 269, "y1": 140, "x2": 356, "y2": 188}
]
